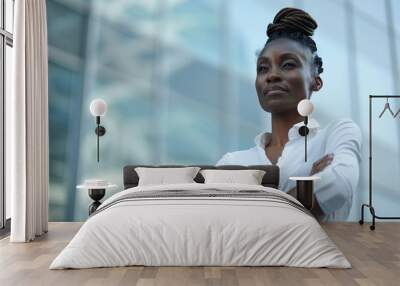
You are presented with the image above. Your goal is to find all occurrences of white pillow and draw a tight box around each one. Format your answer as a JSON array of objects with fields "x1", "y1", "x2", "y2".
[
  {"x1": 200, "y1": 169, "x2": 266, "y2": 185},
  {"x1": 135, "y1": 167, "x2": 201, "y2": 186}
]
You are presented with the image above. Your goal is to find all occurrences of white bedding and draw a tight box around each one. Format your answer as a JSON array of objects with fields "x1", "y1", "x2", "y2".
[{"x1": 50, "y1": 183, "x2": 350, "y2": 269}]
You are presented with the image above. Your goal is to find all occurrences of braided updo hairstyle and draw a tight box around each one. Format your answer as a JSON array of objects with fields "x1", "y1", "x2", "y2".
[{"x1": 262, "y1": 7, "x2": 323, "y2": 75}]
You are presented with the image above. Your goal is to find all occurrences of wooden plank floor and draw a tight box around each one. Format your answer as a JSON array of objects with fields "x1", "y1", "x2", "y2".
[{"x1": 0, "y1": 222, "x2": 399, "y2": 286}]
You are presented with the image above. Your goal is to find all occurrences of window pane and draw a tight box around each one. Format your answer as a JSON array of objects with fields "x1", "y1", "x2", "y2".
[
  {"x1": 48, "y1": 61, "x2": 83, "y2": 221},
  {"x1": 392, "y1": 0, "x2": 400, "y2": 36},
  {"x1": 353, "y1": 0, "x2": 388, "y2": 30},
  {"x1": 47, "y1": 0, "x2": 87, "y2": 58},
  {"x1": 5, "y1": 0, "x2": 13, "y2": 33}
]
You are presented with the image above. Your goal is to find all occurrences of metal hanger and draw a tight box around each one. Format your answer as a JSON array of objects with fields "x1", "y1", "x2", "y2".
[
  {"x1": 394, "y1": 106, "x2": 400, "y2": 118},
  {"x1": 378, "y1": 97, "x2": 395, "y2": 118}
]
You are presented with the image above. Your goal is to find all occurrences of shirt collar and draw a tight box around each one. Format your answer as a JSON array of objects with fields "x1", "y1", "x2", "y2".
[{"x1": 254, "y1": 117, "x2": 320, "y2": 149}]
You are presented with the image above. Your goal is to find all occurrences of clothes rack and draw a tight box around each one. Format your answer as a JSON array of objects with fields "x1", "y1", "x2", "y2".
[{"x1": 359, "y1": 95, "x2": 400, "y2": 230}]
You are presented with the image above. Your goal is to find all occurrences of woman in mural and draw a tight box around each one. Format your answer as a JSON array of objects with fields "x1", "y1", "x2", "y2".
[{"x1": 217, "y1": 7, "x2": 362, "y2": 221}]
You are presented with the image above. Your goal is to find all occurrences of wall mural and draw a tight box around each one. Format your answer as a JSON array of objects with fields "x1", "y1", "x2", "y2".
[{"x1": 47, "y1": 0, "x2": 400, "y2": 222}]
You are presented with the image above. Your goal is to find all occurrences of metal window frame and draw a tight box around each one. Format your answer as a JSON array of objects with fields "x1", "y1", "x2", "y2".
[{"x1": 1, "y1": 0, "x2": 14, "y2": 230}]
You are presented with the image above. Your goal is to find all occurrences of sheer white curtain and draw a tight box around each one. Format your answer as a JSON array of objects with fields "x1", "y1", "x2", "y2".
[{"x1": 8, "y1": 0, "x2": 49, "y2": 242}]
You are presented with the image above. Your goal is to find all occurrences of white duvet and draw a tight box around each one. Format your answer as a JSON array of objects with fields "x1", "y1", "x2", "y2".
[{"x1": 50, "y1": 183, "x2": 350, "y2": 269}]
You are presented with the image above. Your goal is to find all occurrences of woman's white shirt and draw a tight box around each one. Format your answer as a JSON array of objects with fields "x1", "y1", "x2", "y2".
[{"x1": 216, "y1": 118, "x2": 362, "y2": 221}]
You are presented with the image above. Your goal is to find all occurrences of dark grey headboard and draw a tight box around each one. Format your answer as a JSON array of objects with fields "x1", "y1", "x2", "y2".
[{"x1": 123, "y1": 165, "x2": 279, "y2": 189}]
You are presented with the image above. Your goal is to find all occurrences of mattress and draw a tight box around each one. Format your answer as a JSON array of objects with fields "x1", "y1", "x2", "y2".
[{"x1": 50, "y1": 183, "x2": 350, "y2": 269}]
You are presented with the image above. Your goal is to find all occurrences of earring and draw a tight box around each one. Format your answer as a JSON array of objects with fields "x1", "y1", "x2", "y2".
[{"x1": 311, "y1": 81, "x2": 319, "y2": 91}]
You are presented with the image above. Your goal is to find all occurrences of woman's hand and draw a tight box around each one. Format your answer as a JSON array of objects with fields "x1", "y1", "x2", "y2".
[{"x1": 309, "y1": 153, "x2": 334, "y2": 176}]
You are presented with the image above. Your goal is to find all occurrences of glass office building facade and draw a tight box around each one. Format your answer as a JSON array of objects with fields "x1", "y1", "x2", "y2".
[{"x1": 47, "y1": 0, "x2": 400, "y2": 221}]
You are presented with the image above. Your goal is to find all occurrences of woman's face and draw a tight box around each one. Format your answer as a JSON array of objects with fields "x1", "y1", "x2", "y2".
[{"x1": 255, "y1": 38, "x2": 320, "y2": 114}]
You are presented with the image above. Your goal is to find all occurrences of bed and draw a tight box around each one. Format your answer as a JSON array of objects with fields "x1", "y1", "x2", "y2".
[{"x1": 50, "y1": 165, "x2": 350, "y2": 269}]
